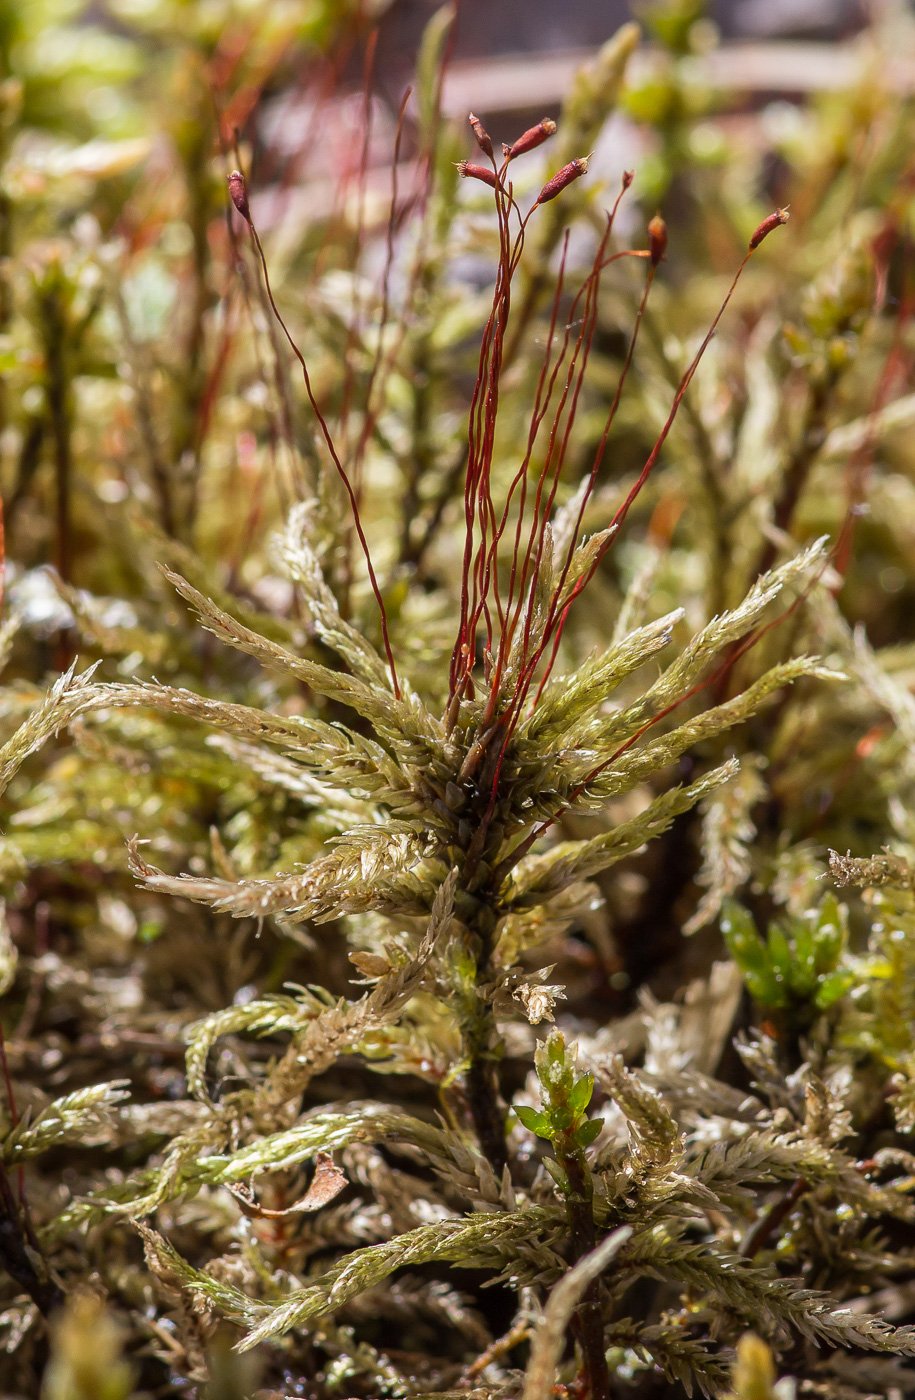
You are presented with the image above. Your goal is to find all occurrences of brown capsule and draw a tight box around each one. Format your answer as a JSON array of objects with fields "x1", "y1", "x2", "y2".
[
  {"x1": 469, "y1": 113, "x2": 493, "y2": 159},
  {"x1": 455, "y1": 161, "x2": 497, "y2": 188},
  {"x1": 507, "y1": 117, "x2": 557, "y2": 160},
  {"x1": 227, "y1": 169, "x2": 250, "y2": 223},
  {"x1": 622, "y1": 169, "x2": 635, "y2": 190},
  {"x1": 648, "y1": 214, "x2": 668, "y2": 267},
  {"x1": 749, "y1": 206, "x2": 790, "y2": 250},
  {"x1": 535, "y1": 155, "x2": 590, "y2": 206}
]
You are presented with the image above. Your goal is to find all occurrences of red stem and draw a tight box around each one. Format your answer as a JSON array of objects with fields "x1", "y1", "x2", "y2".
[{"x1": 246, "y1": 220, "x2": 401, "y2": 697}]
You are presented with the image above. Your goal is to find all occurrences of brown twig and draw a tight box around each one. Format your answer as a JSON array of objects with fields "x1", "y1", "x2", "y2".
[{"x1": 740, "y1": 1177, "x2": 809, "y2": 1257}]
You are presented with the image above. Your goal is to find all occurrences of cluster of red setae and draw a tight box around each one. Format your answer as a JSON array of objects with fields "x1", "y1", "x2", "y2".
[
  {"x1": 438, "y1": 116, "x2": 789, "y2": 815},
  {"x1": 226, "y1": 120, "x2": 788, "y2": 771}
]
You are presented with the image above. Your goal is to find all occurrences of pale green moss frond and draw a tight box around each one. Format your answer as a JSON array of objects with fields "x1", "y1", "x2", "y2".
[
  {"x1": 144, "y1": 526, "x2": 297, "y2": 645},
  {"x1": 138, "y1": 1224, "x2": 266, "y2": 1327},
  {"x1": 2, "y1": 1083, "x2": 130, "y2": 1163},
  {"x1": 524, "y1": 609, "x2": 683, "y2": 743},
  {"x1": 626, "y1": 1231, "x2": 915, "y2": 1357},
  {"x1": 0, "y1": 660, "x2": 102, "y2": 797},
  {"x1": 138, "y1": 1209, "x2": 561, "y2": 1349},
  {"x1": 127, "y1": 832, "x2": 438, "y2": 924},
  {"x1": 606, "y1": 1321, "x2": 730, "y2": 1400},
  {"x1": 687, "y1": 1130, "x2": 900, "y2": 1217},
  {"x1": 566, "y1": 658, "x2": 839, "y2": 806},
  {"x1": 684, "y1": 758, "x2": 767, "y2": 934},
  {"x1": 184, "y1": 994, "x2": 315, "y2": 1105},
  {"x1": 98, "y1": 685, "x2": 403, "y2": 792},
  {"x1": 580, "y1": 539, "x2": 829, "y2": 751},
  {"x1": 184, "y1": 873, "x2": 455, "y2": 1103},
  {"x1": 162, "y1": 567, "x2": 442, "y2": 745},
  {"x1": 238, "y1": 1207, "x2": 566, "y2": 1351},
  {"x1": 0, "y1": 669, "x2": 410, "y2": 801},
  {"x1": 255, "y1": 872, "x2": 456, "y2": 1104},
  {"x1": 282, "y1": 501, "x2": 392, "y2": 688},
  {"x1": 505, "y1": 763, "x2": 736, "y2": 905},
  {"x1": 57, "y1": 1104, "x2": 455, "y2": 1230},
  {"x1": 198, "y1": 1105, "x2": 453, "y2": 1185},
  {"x1": 553, "y1": 529, "x2": 618, "y2": 615},
  {"x1": 595, "y1": 1054, "x2": 681, "y2": 1172},
  {"x1": 829, "y1": 848, "x2": 915, "y2": 888},
  {"x1": 204, "y1": 733, "x2": 372, "y2": 818}
]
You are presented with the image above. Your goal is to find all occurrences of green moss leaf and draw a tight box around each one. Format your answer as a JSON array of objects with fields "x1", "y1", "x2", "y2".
[{"x1": 515, "y1": 1105, "x2": 551, "y2": 1139}]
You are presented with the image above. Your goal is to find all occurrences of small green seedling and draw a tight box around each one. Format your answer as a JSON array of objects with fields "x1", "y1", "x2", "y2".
[
  {"x1": 721, "y1": 893, "x2": 854, "y2": 1017},
  {"x1": 515, "y1": 1030, "x2": 602, "y2": 1196}
]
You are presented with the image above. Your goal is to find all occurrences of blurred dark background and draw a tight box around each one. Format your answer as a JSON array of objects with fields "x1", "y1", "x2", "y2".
[{"x1": 377, "y1": 0, "x2": 870, "y2": 66}]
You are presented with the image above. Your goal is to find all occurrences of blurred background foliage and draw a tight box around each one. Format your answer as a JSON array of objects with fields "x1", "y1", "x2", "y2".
[{"x1": 2, "y1": 0, "x2": 915, "y2": 1394}]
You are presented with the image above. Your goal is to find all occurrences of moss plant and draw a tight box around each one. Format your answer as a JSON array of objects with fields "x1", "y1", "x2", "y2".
[{"x1": 2, "y1": 3, "x2": 915, "y2": 1397}]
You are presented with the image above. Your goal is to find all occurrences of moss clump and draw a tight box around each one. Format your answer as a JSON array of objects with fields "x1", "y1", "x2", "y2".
[{"x1": 3, "y1": 4, "x2": 915, "y2": 1397}]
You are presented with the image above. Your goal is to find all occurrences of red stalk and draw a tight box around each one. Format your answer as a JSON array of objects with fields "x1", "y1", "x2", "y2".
[
  {"x1": 232, "y1": 179, "x2": 401, "y2": 697},
  {"x1": 484, "y1": 220, "x2": 786, "y2": 820},
  {"x1": 532, "y1": 245, "x2": 759, "y2": 672}
]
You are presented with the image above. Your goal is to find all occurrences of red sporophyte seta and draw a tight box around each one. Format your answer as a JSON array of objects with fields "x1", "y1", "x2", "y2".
[
  {"x1": 227, "y1": 119, "x2": 791, "y2": 780},
  {"x1": 225, "y1": 167, "x2": 401, "y2": 697}
]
